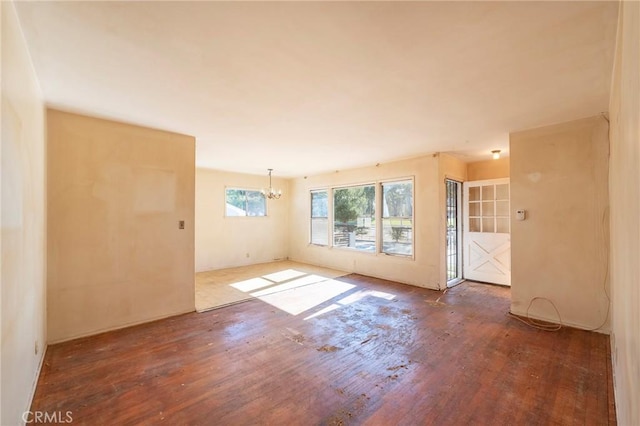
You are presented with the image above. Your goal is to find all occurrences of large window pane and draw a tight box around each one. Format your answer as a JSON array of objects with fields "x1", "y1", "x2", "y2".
[
  {"x1": 333, "y1": 185, "x2": 375, "y2": 252},
  {"x1": 310, "y1": 190, "x2": 328, "y2": 245},
  {"x1": 225, "y1": 188, "x2": 266, "y2": 217},
  {"x1": 382, "y1": 180, "x2": 413, "y2": 256}
]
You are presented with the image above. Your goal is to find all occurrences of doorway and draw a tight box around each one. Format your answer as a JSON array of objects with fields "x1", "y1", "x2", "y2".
[
  {"x1": 462, "y1": 178, "x2": 511, "y2": 286},
  {"x1": 446, "y1": 179, "x2": 462, "y2": 287}
]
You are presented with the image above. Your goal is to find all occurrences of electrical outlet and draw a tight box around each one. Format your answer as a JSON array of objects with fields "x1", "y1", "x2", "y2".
[
  {"x1": 246, "y1": 253, "x2": 250, "y2": 258},
  {"x1": 179, "y1": 220, "x2": 185, "y2": 229}
]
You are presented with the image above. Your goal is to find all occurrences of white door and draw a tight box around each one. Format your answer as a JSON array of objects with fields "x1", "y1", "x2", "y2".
[{"x1": 463, "y1": 179, "x2": 511, "y2": 286}]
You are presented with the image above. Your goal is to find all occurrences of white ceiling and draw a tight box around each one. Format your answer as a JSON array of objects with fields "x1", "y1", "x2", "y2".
[{"x1": 14, "y1": 1, "x2": 618, "y2": 177}]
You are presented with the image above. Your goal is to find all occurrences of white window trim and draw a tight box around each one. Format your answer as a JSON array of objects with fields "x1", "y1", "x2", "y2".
[
  {"x1": 306, "y1": 176, "x2": 416, "y2": 259},
  {"x1": 379, "y1": 177, "x2": 415, "y2": 259},
  {"x1": 310, "y1": 189, "x2": 329, "y2": 246}
]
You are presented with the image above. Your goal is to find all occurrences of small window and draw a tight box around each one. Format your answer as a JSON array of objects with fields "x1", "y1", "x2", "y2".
[
  {"x1": 225, "y1": 188, "x2": 266, "y2": 217},
  {"x1": 310, "y1": 190, "x2": 329, "y2": 245},
  {"x1": 381, "y1": 180, "x2": 413, "y2": 256},
  {"x1": 467, "y1": 182, "x2": 509, "y2": 233},
  {"x1": 333, "y1": 184, "x2": 375, "y2": 252}
]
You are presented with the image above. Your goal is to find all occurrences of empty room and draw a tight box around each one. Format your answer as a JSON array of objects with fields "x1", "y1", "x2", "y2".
[{"x1": 2, "y1": 1, "x2": 638, "y2": 425}]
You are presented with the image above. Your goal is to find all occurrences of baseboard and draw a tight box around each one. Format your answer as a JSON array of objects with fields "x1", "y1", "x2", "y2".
[
  {"x1": 287, "y1": 256, "x2": 440, "y2": 291},
  {"x1": 608, "y1": 333, "x2": 618, "y2": 424},
  {"x1": 509, "y1": 307, "x2": 611, "y2": 334},
  {"x1": 48, "y1": 307, "x2": 196, "y2": 345},
  {"x1": 196, "y1": 258, "x2": 289, "y2": 274},
  {"x1": 23, "y1": 343, "x2": 48, "y2": 425}
]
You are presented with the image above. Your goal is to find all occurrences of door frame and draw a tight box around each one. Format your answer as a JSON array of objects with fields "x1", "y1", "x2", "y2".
[{"x1": 445, "y1": 179, "x2": 463, "y2": 287}]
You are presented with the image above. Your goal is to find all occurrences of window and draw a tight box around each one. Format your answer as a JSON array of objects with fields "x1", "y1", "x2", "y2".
[
  {"x1": 381, "y1": 180, "x2": 413, "y2": 256},
  {"x1": 310, "y1": 190, "x2": 328, "y2": 245},
  {"x1": 333, "y1": 184, "x2": 375, "y2": 252},
  {"x1": 225, "y1": 188, "x2": 266, "y2": 217},
  {"x1": 468, "y1": 183, "x2": 509, "y2": 233},
  {"x1": 309, "y1": 178, "x2": 414, "y2": 257}
]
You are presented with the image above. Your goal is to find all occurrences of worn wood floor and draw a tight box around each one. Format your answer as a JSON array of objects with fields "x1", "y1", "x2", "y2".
[{"x1": 31, "y1": 275, "x2": 615, "y2": 425}]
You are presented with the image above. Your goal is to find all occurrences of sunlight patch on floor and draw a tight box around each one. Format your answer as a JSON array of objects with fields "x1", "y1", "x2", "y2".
[
  {"x1": 199, "y1": 262, "x2": 400, "y2": 316},
  {"x1": 254, "y1": 278, "x2": 356, "y2": 316},
  {"x1": 338, "y1": 289, "x2": 396, "y2": 304},
  {"x1": 303, "y1": 289, "x2": 396, "y2": 320},
  {"x1": 222, "y1": 268, "x2": 398, "y2": 317},
  {"x1": 229, "y1": 277, "x2": 273, "y2": 292},
  {"x1": 250, "y1": 274, "x2": 330, "y2": 297},
  {"x1": 262, "y1": 269, "x2": 307, "y2": 283}
]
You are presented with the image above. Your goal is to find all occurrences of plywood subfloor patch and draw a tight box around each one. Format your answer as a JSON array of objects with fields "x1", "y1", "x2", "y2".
[{"x1": 195, "y1": 260, "x2": 348, "y2": 312}]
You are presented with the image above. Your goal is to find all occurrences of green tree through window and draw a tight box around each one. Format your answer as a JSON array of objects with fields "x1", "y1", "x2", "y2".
[{"x1": 333, "y1": 185, "x2": 375, "y2": 251}]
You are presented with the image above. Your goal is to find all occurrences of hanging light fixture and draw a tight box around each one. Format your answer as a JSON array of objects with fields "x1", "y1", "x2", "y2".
[
  {"x1": 492, "y1": 150, "x2": 501, "y2": 160},
  {"x1": 261, "y1": 169, "x2": 282, "y2": 199}
]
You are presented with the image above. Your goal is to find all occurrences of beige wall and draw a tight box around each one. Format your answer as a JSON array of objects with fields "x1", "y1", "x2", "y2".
[
  {"x1": 288, "y1": 153, "x2": 461, "y2": 290},
  {"x1": 466, "y1": 158, "x2": 510, "y2": 181},
  {"x1": 195, "y1": 168, "x2": 289, "y2": 272},
  {"x1": 608, "y1": 1, "x2": 639, "y2": 424},
  {"x1": 1, "y1": 2, "x2": 47, "y2": 424},
  {"x1": 510, "y1": 116, "x2": 610, "y2": 331},
  {"x1": 47, "y1": 110, "x2": 196, "y2": 343}
]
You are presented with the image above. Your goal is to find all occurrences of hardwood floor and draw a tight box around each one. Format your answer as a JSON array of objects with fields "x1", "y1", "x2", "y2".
[{"x1": 31, "y1": 275, "x2": 615, "y2": 425}]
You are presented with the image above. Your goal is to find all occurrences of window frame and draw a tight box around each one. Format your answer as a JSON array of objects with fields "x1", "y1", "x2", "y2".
[
  {"x1": 379, "y1": 177, "x2": 415, "y2": 258},
  {"x1": 306, "y1": 176, "x2": 415, "y2": 259},
  {"x1": 310, "y1": 189, "x2": 329, "y2": 246},
  {"x1": 330, "y1": 181, "x2": 377, "y2": 254}
]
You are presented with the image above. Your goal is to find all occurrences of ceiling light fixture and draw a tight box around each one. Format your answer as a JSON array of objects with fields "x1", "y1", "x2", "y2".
[
  {"x1": 261, "y1": 169, "x2": 282, "y2": 199},
  {"x1": 492, "y1": 150, "x2": 501, "y2": 160}
]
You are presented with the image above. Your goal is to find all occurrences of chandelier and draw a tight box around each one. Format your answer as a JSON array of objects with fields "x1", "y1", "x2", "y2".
[{"x1": 261, "y1": 169, "x2": 282, "y2": 199}]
